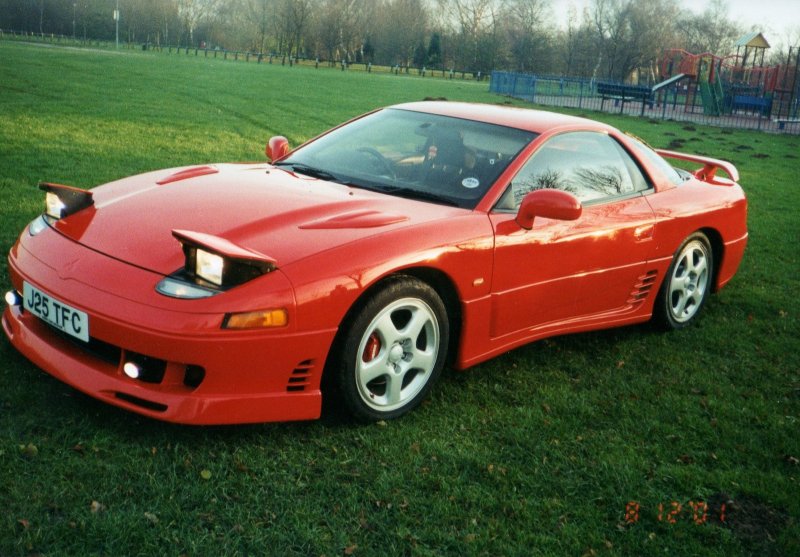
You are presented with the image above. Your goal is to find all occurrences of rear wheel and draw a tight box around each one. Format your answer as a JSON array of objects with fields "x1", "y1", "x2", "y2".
[
  {"x1": 335, "y1": 277, "x2": 449, "y2": 422},
  {"x1": 654, "y1": 232, "x2": 713, "y2": 329}
]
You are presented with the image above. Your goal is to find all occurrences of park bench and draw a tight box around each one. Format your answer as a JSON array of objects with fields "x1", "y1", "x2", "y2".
[
  {"x1": 596, "y1": 81, "x2": 654, "y2": 115},
  {"x1": 731, "y1": 95, "x2": 772, "y2": 116},
  {"x1": 776, "y1": 118, "x2": 800, "y2": 130}
]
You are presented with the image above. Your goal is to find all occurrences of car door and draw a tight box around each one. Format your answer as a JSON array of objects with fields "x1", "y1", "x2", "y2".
[{"x1": 488, "y1": 131, "x2": 656, "y2": 339}]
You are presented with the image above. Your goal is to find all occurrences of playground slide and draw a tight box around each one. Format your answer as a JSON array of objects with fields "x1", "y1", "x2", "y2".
[{"x1": 652, "y1": 73, "x2": 689, "y2": 92}]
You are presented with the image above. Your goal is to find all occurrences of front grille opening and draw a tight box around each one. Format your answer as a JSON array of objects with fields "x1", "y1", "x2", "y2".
[
  {"x1": 184, "y1": 365, "x2": 205, "y2": 388},
  {"x1": 287, "y1": 359, "x2": 314, "y2": 392},
  {"x1": 114, "y1": 392, "x2": 168, "y2": 412},
  {"x1": 123, "y1": 352, "x2": 167, "y2": 383},
  {"x1": 51, "y1": 326, "x2": 122, "y2": 366}
]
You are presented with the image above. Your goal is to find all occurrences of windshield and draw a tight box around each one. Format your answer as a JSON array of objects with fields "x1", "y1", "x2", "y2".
[{"x1": 278, "y1": 108, "x2": 536, "y2": 209}]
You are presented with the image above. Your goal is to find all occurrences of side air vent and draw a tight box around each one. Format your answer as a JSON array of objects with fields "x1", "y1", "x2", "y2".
[
  {"x1": 627, "y1": 270, "x2": 659, "y2": 305},
  {"x1": 287, "y1": 360, "x2": 314, "y2": 392}
]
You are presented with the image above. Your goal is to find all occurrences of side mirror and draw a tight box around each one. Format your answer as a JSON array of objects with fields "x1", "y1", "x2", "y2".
[
  {"x1": 266, "y1": 136, "x2": 290, "y2": 162},
  {"x1": 515, "y1": 189, "x2": 582, "y2": 230}
]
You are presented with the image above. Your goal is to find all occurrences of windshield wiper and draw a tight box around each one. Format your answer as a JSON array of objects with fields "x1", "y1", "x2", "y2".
[
  {"x1": 377, "y1": 186, "x2": 461, "y2": 207},
  {"x1": 273, "y1": 161, "x2": 343, "y2": 182}
]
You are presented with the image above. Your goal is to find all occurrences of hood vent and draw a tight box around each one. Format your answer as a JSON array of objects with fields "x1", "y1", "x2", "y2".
[
  {"x1": 156, "y1": 165, "x2": 219, "y2": 185},
  {"x1": 299, "y1": 209, "x2": 408, "y2": 230}
]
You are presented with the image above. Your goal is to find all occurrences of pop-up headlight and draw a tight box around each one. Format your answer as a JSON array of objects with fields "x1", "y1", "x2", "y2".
[
  {"x1": 196, "y1": 249, "x2": 225, "y2": 286},
  {"x1": 164, "y1": 230, "x2": 277, "y2": 294},
  {"x1": 39, "y1": 182, "x2": 94, "y2": 219}
]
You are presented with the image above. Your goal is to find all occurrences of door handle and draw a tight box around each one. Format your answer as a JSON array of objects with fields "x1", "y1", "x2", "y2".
[{"x1": 634, "y1": 224, "x2": 654, "y2": 241}]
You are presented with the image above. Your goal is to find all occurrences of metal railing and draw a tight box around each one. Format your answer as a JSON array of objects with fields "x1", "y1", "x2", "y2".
[{"x1": 490, "y1": 71, "x2": 800, "y2": 135}]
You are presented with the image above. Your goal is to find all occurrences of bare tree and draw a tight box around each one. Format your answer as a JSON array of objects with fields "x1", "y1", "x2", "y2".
[
  {"x1": 500, "y1": 0, "x2": 554, "y2": 73},
  {"x1": 177, "y1": 0, "x2": 219, "y2": 46},
  {"x1": 677, "y1": 0, "x2": 743, "y2": 55},
  {"x1": 311, "y1": 0, "x2": 367, "y2": 63},
  {"x1": 438, "y1": 0, "x2": 500, "y2": 71},
  {"x1": 559, "y1": 5, "x2": 596, "y2": 77},
  {"x1": 592, "y1": 0, "x2": 681, "y2": 82},
  {"x1": 371, "y1": 0, "x2": 427, "y2": 67}
]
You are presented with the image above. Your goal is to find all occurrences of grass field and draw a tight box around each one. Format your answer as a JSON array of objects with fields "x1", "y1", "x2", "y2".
[{"x1": 1, "y1": 40, "x2": 798, "y2": 556}]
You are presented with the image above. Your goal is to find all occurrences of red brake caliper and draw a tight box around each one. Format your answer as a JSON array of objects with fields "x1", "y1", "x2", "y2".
[{"x1": 362, "y1": 333, "x2": 381, "y2": 363}]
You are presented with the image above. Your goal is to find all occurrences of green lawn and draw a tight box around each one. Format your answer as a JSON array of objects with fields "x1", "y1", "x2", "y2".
[{"x1": 1, "y1": 41, "x2": 798, "y2": 556}]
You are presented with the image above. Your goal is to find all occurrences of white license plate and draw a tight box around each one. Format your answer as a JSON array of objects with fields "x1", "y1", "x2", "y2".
[{"x1": 23, "y1": 282, "x2": 90, "y2": 342}]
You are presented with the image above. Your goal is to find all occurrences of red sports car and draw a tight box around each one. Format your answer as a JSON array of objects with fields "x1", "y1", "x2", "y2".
[{"x1": 3, "y1": 102, "x2": 747, "y2": 424}]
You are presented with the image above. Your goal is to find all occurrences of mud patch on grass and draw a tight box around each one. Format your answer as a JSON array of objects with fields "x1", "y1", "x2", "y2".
[{"x1": 708, "y1": 493, "x2": 790, "y2": 551}]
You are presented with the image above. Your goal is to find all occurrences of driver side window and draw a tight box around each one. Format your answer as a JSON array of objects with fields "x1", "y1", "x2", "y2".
[{"x1": 508, "y1": 132, "x2": 650, "y2": 208}]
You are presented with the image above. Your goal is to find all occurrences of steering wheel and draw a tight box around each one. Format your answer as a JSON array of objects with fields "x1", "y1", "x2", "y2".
[{"x1": 358, "y1": 147, "x2": 396, "y2": 180}]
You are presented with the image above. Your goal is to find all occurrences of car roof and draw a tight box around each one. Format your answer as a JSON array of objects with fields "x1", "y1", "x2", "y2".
[{"x1": 392, "y1": 101, "x2": 613, "y2": 135}]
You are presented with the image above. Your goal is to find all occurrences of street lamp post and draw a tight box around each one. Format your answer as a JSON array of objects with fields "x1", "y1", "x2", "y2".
[
  {"x1": 72, "y1": 3, "x2": 76, "y2": 40},
  {"x1": 114, "y1": 0, "x2": 119, "y2": 49}
]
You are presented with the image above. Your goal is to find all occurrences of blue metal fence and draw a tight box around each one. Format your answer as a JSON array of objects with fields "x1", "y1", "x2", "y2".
[{"x1": 490, "y1": 71, "x2": 800, "y2": 135}]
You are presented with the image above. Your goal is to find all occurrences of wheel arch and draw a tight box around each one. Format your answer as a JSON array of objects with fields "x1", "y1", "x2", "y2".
[
  {"x1": 698, "y1": 226, "x2": 724, "y2": 293},
  {"x1": 322, "y1": 267, "x2": 462, "y2": 382}
]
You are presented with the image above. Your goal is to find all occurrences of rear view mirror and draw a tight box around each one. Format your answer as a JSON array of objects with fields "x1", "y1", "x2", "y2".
[
  {"x1": 516, "y1": 189, "x2": 582, "y2": 230},
  {"x1": 266, "y1": 136, "x2": 290, "y2": 162}
]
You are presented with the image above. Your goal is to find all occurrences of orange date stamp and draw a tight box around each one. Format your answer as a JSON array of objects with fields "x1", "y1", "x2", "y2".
[{"x1": 624, "y1": 500, "x2": 726, "y2": 525}]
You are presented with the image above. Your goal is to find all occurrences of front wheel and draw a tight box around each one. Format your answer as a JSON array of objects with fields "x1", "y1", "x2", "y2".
[
  {"x1": 654, "y1": 232, "x2": 714, "y2": 329},
  {"x1": 334, "y1": 277, "x2": 449, "y2": 422}
]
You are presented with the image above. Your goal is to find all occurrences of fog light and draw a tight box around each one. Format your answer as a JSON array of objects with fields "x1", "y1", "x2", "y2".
[
  {"x1": 5, "y1": 290, "x2": 22, "y2": 307},
  {"x1": 123, "y1": 362, "x2": 141, "y2": 379}
]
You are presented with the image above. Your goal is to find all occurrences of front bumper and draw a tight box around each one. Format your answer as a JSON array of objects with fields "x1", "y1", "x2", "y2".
[{"x1": 3, "y1": 231, "x2": 336, "y2": 425}]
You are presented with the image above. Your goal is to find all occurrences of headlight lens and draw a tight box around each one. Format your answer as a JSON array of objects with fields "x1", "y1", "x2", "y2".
[
  {"x1": 45, "y1": 192, "x2": 67, "y2": 219},
  {"x1": 196, "y1": 249, "x2": 224, "y2": 286},
  {"x1": 155, "y1": 277, "x2": 218, "y2": 299},
  {"x1": 28, "y1": 215, "x2": 49, "y2": 236}
]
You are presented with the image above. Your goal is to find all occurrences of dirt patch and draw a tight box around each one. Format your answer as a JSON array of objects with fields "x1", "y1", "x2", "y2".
[
  {"x1": 752, "y1": 153, "x2": 770, "y2": 159},
  {"x1": 708, "y1": 492, "x2": 790, "y2": 551},
  {"x1": 735, "y1": 145, "x2": 754, "y2": 151},
  {"x1": 682, "y1": 125, "x2": 697, "y2": 132},
  {"x1": 667, "y1": 140, "x2": 685, "y2": 149}
]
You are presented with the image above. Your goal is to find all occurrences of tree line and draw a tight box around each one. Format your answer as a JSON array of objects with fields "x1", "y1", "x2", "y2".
[{"x1": 0, "y1": 0, "x2": 773, "y2": 82}]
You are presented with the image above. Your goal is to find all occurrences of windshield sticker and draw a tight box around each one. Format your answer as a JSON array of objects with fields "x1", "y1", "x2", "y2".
[{"x1": 462, "y1": 177, "x2": 480, "y2": 189}]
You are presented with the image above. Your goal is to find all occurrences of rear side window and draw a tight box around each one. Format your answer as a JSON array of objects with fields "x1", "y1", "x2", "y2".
[
  {"x1": 625, "y1": 135, "x2": 685, "y2": 186},
  {"x1": 507, "y1": 131, "x2": 650, "y2": 207}
]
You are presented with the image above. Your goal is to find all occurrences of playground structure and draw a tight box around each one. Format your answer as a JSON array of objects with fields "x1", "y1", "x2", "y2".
[{"x1": 659, "y1": 33, "x2": 800, "y2": 126}]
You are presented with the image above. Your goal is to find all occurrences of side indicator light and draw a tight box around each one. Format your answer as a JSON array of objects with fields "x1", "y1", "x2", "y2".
[{"x1": 223, "y1": 309, "x2": 288, "y2": 329}]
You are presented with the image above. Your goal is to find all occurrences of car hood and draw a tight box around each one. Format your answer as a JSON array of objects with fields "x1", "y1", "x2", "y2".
[{"x1": 50, "y1": 164, "x2": 462, "y2": 275}]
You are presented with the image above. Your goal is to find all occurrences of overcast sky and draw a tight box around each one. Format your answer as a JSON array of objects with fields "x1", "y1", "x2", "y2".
[{"x1": 552, "y1": 0, "x2": 800, "y2": 49}]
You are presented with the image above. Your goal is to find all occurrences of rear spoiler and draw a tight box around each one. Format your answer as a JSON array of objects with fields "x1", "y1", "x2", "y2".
[{"x1": 656, "y1": 149, "x2": 739, "y2": 186}]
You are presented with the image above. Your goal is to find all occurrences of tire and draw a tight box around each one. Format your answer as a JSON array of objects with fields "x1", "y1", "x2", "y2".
[
  {"x1": 654, "y1": 232, "x2": 714, "y2": 330},
  {"x1": 334, "y1": 276, "x2": 449, "y2": 422}
]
